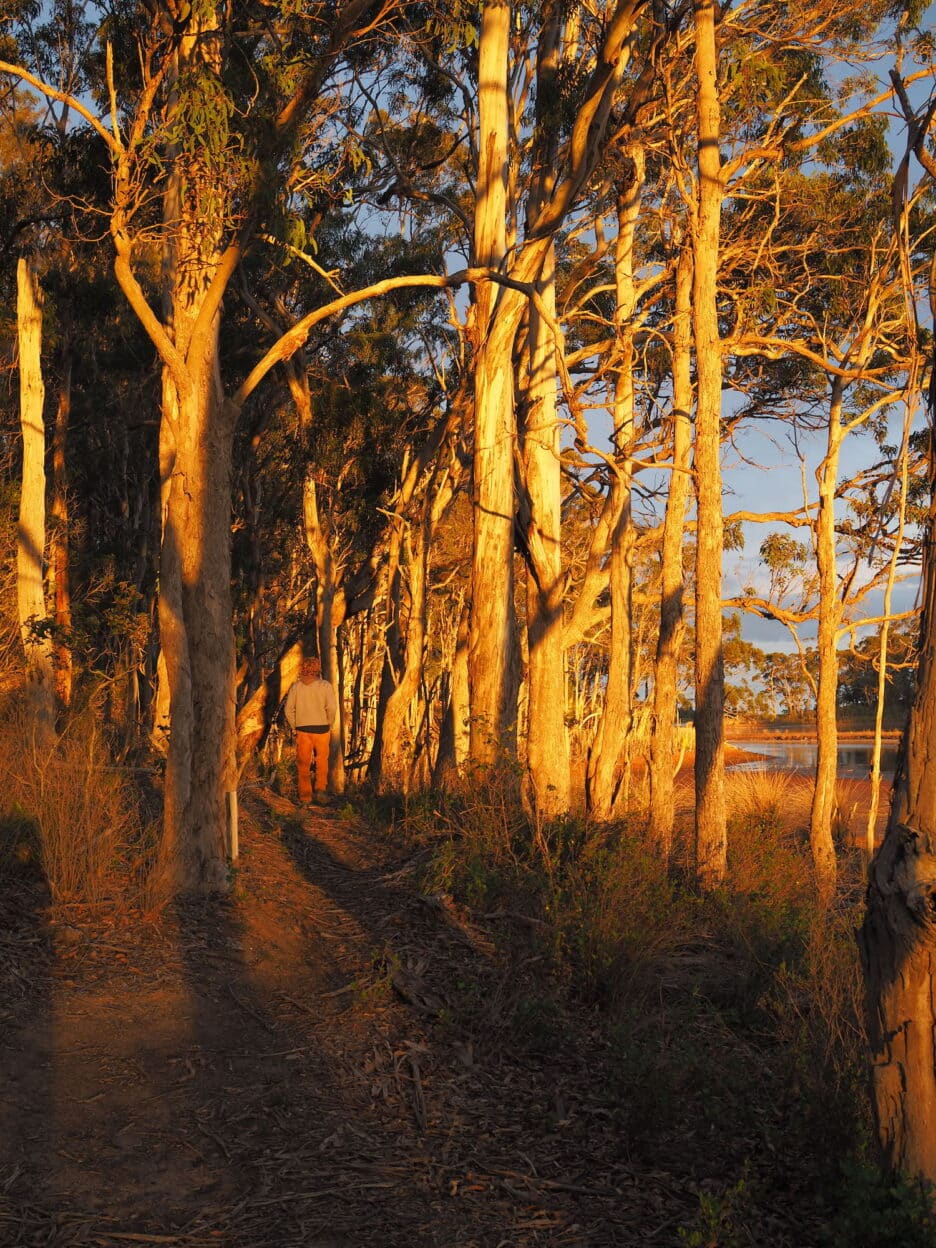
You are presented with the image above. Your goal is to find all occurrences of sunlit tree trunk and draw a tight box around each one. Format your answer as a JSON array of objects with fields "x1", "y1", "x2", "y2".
[
  {"x1": 304, "y1": 474, "x2": 347, "y2": 794},
  {"x1": 691, "y1": 0, "x2": 726, "y2": 886},
  {"x1": 323, "y1": 616, "x2": 346, "y2": 796},
  {"x1": 367, "y1": 507, "x2": 405, "y2": 787},
  {"x1": 16, "y1": 256, "x2": 55, "y2": 740},
  {"x1": 151, "y1": 374, "x2": 179, "y2": 761},
  {"x1": 649, "y1": 238, "x2": 693, "y2": 854},
  {"x1": 150, "y1": 5, "x2": 235, "y2": 892},
  {"x1": 520, "y1": 238, "x2": 570, "y2": 817},
  {"x1": 867, "y1": 406, "x2": 912, "y2": 852},
  {"x1": 158, "y1": 346, "x2": 236, "y2": 892},
  {"x1": 469, "y1": 0, "x2": 651, "y2": 778},
  {"x1": 235, "y1": 637, "x2": 303, "y2": 762},
  {"x1": 857, "y1": 91, "x2": 936, "y2": 1188},
  {"x1": 517, "y1": 3, "x2": 570, "y2": 819},
  {"x1": 347, "y1": 615, "x2": 369, "y2": 776},
  {"x1": 469, "y1": 0, "x2": 519, "y2": 767},
  {"x1": 380, "y1": 523, "x2": 428, "y2": 794},
  {"x1": 587, "y1": 173, "x2": 644, "y2": 819},
  {"x1": 434, "y1": 597, "x2": 470, "y2": 788},
  {"x1": 808, "y1": 375, "x2": 844, "y2": 894},
  {"x1": 390, "y1": 437, "x2": 461, "y2": 790}
]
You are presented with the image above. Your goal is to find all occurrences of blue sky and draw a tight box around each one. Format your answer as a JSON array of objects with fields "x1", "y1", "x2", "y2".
[
  {"x1": 722, "y1": 416, "x2": 923, "y2": 652},
  {"x1": 715, "y1": 19, "x2": 935, "y2": 654}
]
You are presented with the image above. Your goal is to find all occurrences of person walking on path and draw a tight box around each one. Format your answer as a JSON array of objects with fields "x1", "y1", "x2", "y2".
[{"x1": 284, "y1": 656, "x2": 337, "y2": 805}]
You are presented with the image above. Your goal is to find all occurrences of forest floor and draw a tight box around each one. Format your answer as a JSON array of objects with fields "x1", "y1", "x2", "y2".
[{"x1": 0, "y1": 786, "x2": 860, "y2": 1247}]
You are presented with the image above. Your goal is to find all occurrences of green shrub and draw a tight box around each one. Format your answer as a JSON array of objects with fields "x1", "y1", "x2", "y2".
[
  {"x1": 678, "y1": 1173, "x2": 753, "y2": 1248},
  {"x1": 546, "y1": 832, "x2": 687, "y2": 1004},
  {"x1": 828, "y1": 1160, "x2": 936, "y2": 1248}
]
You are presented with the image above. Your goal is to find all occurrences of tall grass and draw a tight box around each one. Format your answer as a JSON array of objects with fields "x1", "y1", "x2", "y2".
[{"x1": 0, "y1": 704, "x2": 154, "y2": 906}]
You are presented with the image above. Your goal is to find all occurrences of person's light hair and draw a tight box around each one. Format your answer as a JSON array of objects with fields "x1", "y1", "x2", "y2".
[{"x1": 300, "y1": 656, "x2": 322, "y2": 682}]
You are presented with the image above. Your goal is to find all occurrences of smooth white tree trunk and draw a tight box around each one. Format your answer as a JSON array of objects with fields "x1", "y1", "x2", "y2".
[
  {"x1": 521, "y1": 239, "x2": 570, "y2": 817},
  {"x1": 16, "y1": 256, "x2": 55, "y2": 740},
  {"x1": 808, "y1": 377, "x2": 843, "y2": 895},
  {"x1": 649, "y1": 239, "x2": 693, "y2": 855},
  {"x1": 588, "y1": 170, "x2": 643, "y2": 820}
]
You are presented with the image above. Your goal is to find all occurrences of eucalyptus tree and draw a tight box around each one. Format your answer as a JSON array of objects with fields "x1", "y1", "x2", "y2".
[
  {"x1": 579, "y1": 154, "x2": 655, "y2": 821},
  {"x1": 685, "y1": 0, "x2": 885, "y2": 882},
  {"x1": 450, "y1": 0, "x2": 666, "y2": 812},
  {"x1": 1, "y1": 2, "x2": 83, "y2": 717},
  {"x1": 726, "y1": 111, "x2": 926, "y2": 889},
  {"x1": 2, "y1": 0, "x2": 423, "y2": 890},
  {"x1": 351, "y1": 0, "x2": 667, "y2": 808},
  {"x1": 686, "y1": 0, "x2": 727, "y2": 884},
  {"x1": 643, "y1": 0, "x2": 920, "y2": 885}
]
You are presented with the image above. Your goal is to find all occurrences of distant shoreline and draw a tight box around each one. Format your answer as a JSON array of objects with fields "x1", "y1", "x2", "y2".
[
  {"x1": 725, "y1": 728, "x2": 902, "y2": 743},
  {"x1": 701, "y1": 733, "x2": 903, "y2": 771}
]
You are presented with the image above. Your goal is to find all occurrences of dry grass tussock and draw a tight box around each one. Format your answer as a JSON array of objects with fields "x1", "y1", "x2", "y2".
[
  {"x1": 724, "y1": 766, "x2": 812, "y2": 832},
  {"x1": 0, "y1": 702, "x2": 155, "y2": 907},
  {"x1": 724, "y1": 767, "x2": 872, "y2": 845}
]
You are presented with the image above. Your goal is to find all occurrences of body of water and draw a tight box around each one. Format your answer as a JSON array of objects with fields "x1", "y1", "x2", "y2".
[{"x1": 730, "y1": 739, "x2": 898, "y2": 780}]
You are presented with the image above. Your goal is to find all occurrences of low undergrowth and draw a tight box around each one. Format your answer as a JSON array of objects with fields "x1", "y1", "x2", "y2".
[{"x1": 400, "y1": 768, "x2": 930, "y2": 1246}]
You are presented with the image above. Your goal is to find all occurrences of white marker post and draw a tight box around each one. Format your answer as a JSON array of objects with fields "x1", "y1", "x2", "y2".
[{"x1": 226, "y1": 790, "x2": 239, "y2": 862}]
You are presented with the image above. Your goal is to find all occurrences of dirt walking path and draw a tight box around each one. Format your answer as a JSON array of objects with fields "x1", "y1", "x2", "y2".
[{"x1": 0, "y1": 791, "x2": 821, "y2": 1247}]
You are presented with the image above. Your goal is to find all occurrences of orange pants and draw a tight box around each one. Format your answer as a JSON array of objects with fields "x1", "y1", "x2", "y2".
[{"x1": 296, "y1": 730, "x2": 329, "y2": 802}]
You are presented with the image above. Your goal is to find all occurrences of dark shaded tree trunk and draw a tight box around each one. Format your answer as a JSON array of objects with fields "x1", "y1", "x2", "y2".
[
  {"x1": 860, "y1": 503, "x2": 936, "y2": 1183},
  {"x1": 50, "y1": 329, "x2": 73, "y2": 708}
]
